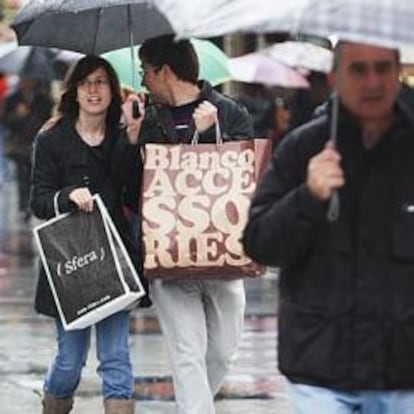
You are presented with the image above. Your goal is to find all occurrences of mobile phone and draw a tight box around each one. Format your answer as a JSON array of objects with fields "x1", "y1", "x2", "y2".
[{"x1": 132, "y1": 100, "x2": 140, "y2": 119}]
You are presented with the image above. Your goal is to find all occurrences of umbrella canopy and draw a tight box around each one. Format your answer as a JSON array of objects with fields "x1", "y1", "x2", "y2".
[
  {"x1": 228, "y1": 52, "x2": 309, "y2": 89},
  {"x1": 10, "y1": 0, "x2": 200, "y2": 91},
  {"x1": 102, "y1": 39, "x2": 231, "y2": 91},
  {"x1": 174, "y1": 0, "x2": 414, "y2": 51},
  {"x1": 53, "y1": 50, "x2": 84, "y2": 80},
  {"x1": 265, "y1": 41, "x2": 333, "y2": 73},
  {"x1": 12, "y1": 0, "x2": 414, "y2": 53},
  {"x1": 11, "y1": 0, "x2": 181, "y2": 55},
  {"x1": 0, "y1": 41, "x2": 19, "y2": 59},
  {"x1": 0, "y1": 44, "x2": 62, "y2": 80},
  {"x1": 400, "y1": 47, "x2": 414, "y2": 65},
  {"x1": 170, "y1": 0, "x2": 414, "y2": 222}
]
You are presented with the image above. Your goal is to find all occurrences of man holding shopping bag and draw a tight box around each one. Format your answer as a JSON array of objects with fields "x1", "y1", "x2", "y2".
[{"x1": 125, "y1": 35, "x2": 253, "y2": 414}]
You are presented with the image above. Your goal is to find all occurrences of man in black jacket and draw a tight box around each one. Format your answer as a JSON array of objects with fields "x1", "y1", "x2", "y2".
[
  {"x1": 243, "y1": 41, "x2": 414, "y2": 413},
  {"x1": 3, "y1": 79, "x2": 53, "y2": 220},
  {"x1": 127, "y1": 35, "x2": 253, "y2": 414}
]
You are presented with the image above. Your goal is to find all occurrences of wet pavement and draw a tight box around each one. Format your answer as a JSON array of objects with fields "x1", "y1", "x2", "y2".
[{"x1": 0, "y1": 179, "x2": 292, "y2": 413}]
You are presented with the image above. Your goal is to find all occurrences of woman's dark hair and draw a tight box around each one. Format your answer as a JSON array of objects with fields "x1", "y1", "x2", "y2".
[
  {"x1": 57, "y1": 55, "x2": 122, "y2": 126},
  {"x1": 139, "y1": 35, "x2": 199, "y2": 84}
]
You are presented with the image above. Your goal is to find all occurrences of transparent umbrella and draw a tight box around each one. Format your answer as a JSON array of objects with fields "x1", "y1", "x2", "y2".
[
  {"x1": 265, "y1": 41, "x2": 333, "y2": 74},
  {"x1": 228, "y1": 51, "x2": 309, "y2": 88},
  {"x1": 169, "y1": 0, "x2": 414, "y2": 221},
  {"x1": 174, "y1": 0, "x2": 414, "y2": 51}
]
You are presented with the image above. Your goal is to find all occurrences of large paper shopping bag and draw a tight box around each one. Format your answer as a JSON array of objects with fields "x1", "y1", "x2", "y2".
[
  {"x1": 141, "y1": 139, "x2": 271, "y2": 280},
  {"x1": 33, "y1": 194, "x2": 145, "y2": 330}
]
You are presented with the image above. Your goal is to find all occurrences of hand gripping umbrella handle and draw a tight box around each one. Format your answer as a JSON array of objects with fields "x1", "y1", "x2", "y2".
[{"x1": 327, "y1": 93, "x2": 340, "y2": 222}]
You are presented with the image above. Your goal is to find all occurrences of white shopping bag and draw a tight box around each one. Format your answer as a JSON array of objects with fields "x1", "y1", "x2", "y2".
[{"x1": 33, "y1": 194, "x2": 145, "y2": 330}]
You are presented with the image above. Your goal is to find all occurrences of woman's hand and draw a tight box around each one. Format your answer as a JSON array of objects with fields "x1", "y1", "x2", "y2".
[{"x1": 69, "y1": 187, "x2": 94, "y2": 212}]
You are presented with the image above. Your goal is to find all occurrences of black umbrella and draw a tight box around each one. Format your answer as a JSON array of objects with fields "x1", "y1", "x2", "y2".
[
  {"x1": 0, "y1": 45, "x2": 63, "y2": 80},
  {"x1": 11, "y1": 0, "x2": 176, "y2": 55},
  {"x1": 11, "y1": 0, "x2": 183, "y2": 93}
]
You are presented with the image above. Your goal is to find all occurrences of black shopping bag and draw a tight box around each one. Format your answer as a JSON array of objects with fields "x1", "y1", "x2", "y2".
[{"x1": 33, "y1": 194, "x2": 145, "y2": 330}]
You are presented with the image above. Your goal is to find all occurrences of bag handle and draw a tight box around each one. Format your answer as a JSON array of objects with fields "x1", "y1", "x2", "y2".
[
  {"x1": 53, "y1": 191, "x2": 61, "y2": 216},
  {"x1": 191, "y1": 121, "x2": 222, "y2": 145}
]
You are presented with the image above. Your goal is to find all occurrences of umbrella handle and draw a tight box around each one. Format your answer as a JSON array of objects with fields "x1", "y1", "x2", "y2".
[
  {"x1": 326, "y1": 93, "x2": 340, "y2": 222},
  {"x1": 327, "y1": 190, "x2": 339, "y2": 222}
]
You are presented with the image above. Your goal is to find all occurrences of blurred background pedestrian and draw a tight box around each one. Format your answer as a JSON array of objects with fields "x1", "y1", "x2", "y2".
[{"x1": 2, "y1": 78, "x2": 53, "y2": 221}]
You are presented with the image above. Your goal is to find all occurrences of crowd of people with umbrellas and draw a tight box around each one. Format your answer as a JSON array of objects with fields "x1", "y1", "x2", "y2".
[{"x1": 2, "y1": 1, "x2": 414, "y2": 414}]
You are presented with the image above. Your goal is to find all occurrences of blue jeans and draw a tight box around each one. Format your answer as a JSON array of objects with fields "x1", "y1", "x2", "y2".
[
  {"x1": 44, "y1": 311, "x2": 133, "y2": 399},
  {"x1": 287, "y1": 382, "x2": 414, "y2": 414}
]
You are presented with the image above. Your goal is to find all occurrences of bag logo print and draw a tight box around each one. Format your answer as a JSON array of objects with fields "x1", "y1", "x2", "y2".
[
  {"x1": 56, "y1": 247, "x2": 106, "y2": 276},
  {"x1": 143, "y1": 145, "x2": 256, "y2": 270}
]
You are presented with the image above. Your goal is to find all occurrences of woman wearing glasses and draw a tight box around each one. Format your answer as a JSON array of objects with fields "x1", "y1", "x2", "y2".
[{"x1": 30, "y1": 55, "x2": 147, "y2": 414}]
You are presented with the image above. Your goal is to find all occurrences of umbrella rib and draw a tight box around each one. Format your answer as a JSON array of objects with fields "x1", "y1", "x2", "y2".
[
  {"x1": 91, "y1": 9, "x2": 103, "y2": 55},
  {"x1": 128, "y1": 5, "x2": 138, "y2": 91}
]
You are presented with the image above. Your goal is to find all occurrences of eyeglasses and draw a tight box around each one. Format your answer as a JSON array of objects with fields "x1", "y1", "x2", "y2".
[
  {"x1": 78, "y1": 78, "x2": 110, "y2": 90},
  {"x1": 138, "y1": 65, "x2": 159, "y2": 77}
]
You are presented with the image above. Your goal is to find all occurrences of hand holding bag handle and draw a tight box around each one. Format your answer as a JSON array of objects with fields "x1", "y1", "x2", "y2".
[
  {"x1": 191, "y1": 121, "x2": 222, "y2": 145},
  {"x1": 34, "y1": 194, "x2": 145, "y2": 330}
]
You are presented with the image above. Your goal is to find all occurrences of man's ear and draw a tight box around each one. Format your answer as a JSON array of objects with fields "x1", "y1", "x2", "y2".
[
  {"x1": 162, "y1": 64, "x2": 175, "y2": 80},
  {"x1": 160, "y1": 64, "x2": 174, "y2": 77}
]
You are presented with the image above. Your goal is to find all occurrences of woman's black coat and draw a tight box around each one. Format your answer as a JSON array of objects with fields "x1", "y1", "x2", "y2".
[{"x1": 30, "y1": 119, "x2": 150, "y2": 317}]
